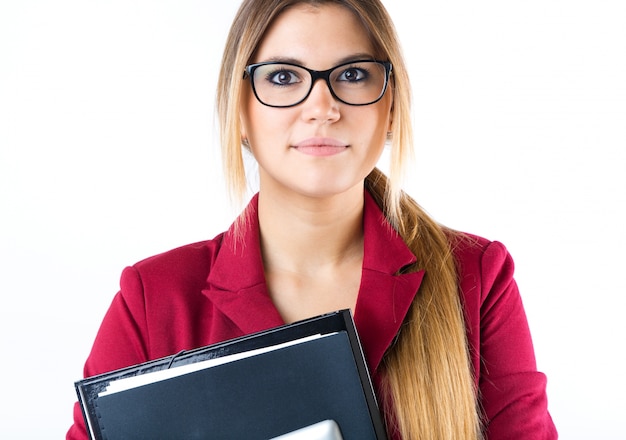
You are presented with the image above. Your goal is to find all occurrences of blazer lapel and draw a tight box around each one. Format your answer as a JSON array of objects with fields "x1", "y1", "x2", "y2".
[
  {"x1": 202, "y1": 195, "x2": 285, "y2": 334},
  {"x1": 355, "y1": 192, "x2": 424, "y2": 373}
]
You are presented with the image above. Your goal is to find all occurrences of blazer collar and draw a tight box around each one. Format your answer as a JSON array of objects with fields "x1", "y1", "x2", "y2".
[{"x1": 203, "y1": 191, "x2": 424, "y2": 373}]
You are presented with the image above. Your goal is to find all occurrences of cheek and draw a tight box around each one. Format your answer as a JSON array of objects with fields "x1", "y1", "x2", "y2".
[
  {"x1": 362, "y1": 105, "x2": 392, "y2": 160},
  {"x1": 245, "y1": 102, "x2": 289, "y2": 142},
  {"x1": 243, "y1": 105, "x2": 267, "y2": 146},
  {"x1": 365, "y1": 102, "x2": 393, "y2": 144}
]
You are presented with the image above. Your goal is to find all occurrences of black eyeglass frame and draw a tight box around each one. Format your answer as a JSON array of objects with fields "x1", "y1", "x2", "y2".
[{"x1": 243, "y1": 59, "x2": 393, "y2": 108}]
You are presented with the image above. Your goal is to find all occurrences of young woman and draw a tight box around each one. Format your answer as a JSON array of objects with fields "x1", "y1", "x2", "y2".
[{"x1": 67, "y1": 1, "x2": 557, "y2": 438}]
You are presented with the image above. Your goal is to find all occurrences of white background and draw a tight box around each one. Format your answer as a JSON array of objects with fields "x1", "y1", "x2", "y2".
[{"x1": 1, "y1": 1, "x2": 624, "y2": 438}]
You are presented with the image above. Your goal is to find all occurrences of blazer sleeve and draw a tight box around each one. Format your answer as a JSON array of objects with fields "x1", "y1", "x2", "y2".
[
  {"x1": 465, "y1": 240, "x2": 557, "y2": 439},
  {"x1": 66, "y1": 266, "x2": 152, "y2": 440}
]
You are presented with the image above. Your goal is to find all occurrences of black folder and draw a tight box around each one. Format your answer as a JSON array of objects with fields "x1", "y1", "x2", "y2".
[{"x1": 75, "y1": 309, "x2": 388, "y2": 440}]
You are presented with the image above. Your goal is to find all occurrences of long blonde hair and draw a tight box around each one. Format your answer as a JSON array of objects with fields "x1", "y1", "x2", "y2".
[{"x1": 216, "y1": 1, "x2": 482, "y2": 438}]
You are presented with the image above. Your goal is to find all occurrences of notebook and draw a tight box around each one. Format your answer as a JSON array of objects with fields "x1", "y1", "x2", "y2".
[{"x1": 75, "y1": 309, "x2": 388, "y2": 440}]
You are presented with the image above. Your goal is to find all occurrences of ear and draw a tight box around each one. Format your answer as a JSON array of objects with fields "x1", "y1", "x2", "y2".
[
  {"x1": 239, "y1": 84, "x2": 251, "y2": 146},
  {"x1": 240, "y1": 115, "x2": 248, "y2": 146}
]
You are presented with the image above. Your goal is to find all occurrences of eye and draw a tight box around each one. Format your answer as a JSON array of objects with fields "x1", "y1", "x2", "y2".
[
  {"x1": 266, "y1": 69, "x2": 301, "y2": 86},
  {"x1": 337, "y1": 67, "x2": 369, "y2": 82}
]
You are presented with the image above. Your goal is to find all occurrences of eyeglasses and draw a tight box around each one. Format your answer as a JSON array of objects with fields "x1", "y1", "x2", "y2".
[{"x1": 244, "y1": 60, "x2": 392, "y2": 108}]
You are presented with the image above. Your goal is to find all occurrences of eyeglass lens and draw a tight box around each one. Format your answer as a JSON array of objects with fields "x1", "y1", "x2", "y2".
[{"x1": 250, "y1": 61, "x2": 389, "y2": 107}]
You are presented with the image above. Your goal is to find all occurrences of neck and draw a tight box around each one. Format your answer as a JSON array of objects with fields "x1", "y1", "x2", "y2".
[{"x1": 257, "y1": 185, "x2": 365, "y2": 275}]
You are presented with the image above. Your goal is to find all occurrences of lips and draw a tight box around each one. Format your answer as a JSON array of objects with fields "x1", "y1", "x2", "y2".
[{"x1": 292, "y1": 137, "x2": 348, "y2": 157}]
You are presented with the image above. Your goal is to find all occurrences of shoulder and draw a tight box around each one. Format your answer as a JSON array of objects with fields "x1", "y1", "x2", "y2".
[
  {"x1": 449, "y1": 231, "x2": 515, "y2": 286},
  {"x1": 119, "y1": 234, "x2": 226, "y2": 297},
  {"x1": 449, "y1": 231, "x2": 510, "y2": 260},
  {"x1": 133, "y1": 235, "x2": 225, "y2": 272},
  {"x1": 112, "y1": 233, "x2": 230, "y2": 356},
  {"x1": 447, "y1": 231, "x2": 520, "y2": 318}
]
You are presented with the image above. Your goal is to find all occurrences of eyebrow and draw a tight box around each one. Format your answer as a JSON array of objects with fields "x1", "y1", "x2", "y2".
[{"x1": 257, "y1": 52, "x2": 377, "y2": 67}]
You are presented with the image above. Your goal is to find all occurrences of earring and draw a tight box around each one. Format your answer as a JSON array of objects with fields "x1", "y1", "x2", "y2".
[
  {"x1": 241, "y1": 137, "x2": 249, "y2": 147},
  {"x1": 386, "y1": 131, "x2": 393, "y2": 141}
]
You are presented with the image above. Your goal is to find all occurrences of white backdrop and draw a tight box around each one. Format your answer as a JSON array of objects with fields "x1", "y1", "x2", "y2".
[{"x1": 1, "y1": 1, "x2": 624, "y2": 438}]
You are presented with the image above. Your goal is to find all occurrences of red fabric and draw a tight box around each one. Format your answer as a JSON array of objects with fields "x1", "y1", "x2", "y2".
[{"x1": 67, "y1": 192, "x2": 556, "y2": 439}]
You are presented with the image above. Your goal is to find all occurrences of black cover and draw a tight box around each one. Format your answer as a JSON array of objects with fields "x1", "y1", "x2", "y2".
[{"x1": 75, "y1": 309, "x2": 388, "y2": 440}]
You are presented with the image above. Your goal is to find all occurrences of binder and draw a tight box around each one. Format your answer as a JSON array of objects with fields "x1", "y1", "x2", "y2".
[{"x1": 75, "y1": 309, "x2": 388, "y2": 440}]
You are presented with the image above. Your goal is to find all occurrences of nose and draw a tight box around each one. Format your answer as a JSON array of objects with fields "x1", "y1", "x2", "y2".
[{"x1": 300, "y1": 78, "x2": 340, "y2": 123}]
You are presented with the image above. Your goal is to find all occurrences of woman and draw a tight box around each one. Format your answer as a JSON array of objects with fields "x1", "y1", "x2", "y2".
[{"x1": 67, "y1": 0, "x2": 557, "y2": 438}]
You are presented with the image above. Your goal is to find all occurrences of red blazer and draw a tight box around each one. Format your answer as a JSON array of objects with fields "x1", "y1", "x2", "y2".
[{"x1": 67, "y1": 191, "x2": 556, "y2": 439}]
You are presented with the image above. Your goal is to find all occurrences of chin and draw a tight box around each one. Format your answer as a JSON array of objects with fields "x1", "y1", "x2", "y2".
[{"x1": 291, "y1": 180, "x2": 363, "y2": 200}]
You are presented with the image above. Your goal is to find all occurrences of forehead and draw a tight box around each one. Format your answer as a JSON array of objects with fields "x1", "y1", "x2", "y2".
[{"x1": 252, "y1": 3, "x2": 376, "y2": 68}]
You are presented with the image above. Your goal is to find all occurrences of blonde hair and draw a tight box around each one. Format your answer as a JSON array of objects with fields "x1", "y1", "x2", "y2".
[{"x1": 216, "y1": 1, "x2": 482, "y2": 438}]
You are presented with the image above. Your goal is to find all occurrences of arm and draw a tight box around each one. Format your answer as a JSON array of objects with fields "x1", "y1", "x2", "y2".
[
  {"x1": 471, "y1": 241, "x2": 557, "y2": 438},
  {"x1": 66, "y1": 267, "x2": 151, "y2": 440}
]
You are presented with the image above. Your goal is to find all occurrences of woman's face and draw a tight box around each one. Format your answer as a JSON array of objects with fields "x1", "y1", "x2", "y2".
[{"x1": 241, "y1": 3, "x2": 393, "y2": 200}]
